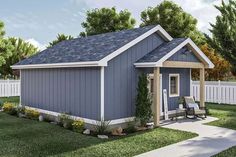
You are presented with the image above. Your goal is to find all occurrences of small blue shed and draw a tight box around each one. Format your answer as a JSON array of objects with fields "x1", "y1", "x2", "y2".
[{"x1": 12, "y1": 25, "x2": 214, "y2": 126}]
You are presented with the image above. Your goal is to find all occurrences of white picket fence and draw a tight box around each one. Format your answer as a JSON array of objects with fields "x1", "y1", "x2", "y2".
[
  {"x1": 191, "y1": 80, "x2": 236, "y2": 105},
  {"x1": 0, "y1": 79, "x2": 20, "y2": 97}
]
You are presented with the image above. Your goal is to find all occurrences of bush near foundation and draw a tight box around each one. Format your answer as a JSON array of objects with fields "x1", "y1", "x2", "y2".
[
  {"x1": 2, "y1": 102, "x2": 17, "y2": 115},
  {"x1": 72, "y1": 119, "x2": 85, "y2": 133},
  {"x1": 25, "y1": 109, "x2": 40, "y2": 120}
]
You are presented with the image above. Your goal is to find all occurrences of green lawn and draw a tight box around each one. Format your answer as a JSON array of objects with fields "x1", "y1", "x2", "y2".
[
  {"x1": 207, "y1": 103, "x2": 236, "y2": 130},
  {"x1": 206, "y1": 103, "x2": 236, "y2": 157},
  {"x1": 212, "y1": 146, "x2": 236, "y2": 157},
  {"x1": 0, "y1": 96, "x2": 19, "y2": 104},
  {"x1": 0, "y1": 96, "x2": 197, "y2": 157}
]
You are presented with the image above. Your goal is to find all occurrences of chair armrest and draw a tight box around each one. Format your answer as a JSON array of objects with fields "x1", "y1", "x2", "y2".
[{"x1": 186, "y1": 107, "x2": 195, "y2": 111}]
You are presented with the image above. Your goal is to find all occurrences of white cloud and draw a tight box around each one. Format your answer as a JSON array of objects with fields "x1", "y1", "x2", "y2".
[{"x1": 26, "y1": 38, "x2": 46, "y2": 51}]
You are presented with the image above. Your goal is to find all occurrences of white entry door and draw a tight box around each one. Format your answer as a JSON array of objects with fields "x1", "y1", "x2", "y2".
[{"x1": 147, "y1": 74, "x2": 162, "y2": 115}]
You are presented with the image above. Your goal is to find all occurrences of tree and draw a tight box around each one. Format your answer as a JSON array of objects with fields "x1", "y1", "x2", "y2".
[
  {"x1": 0, "y1": 21, "x2": 5, "y2": 38},
  {"x1": 140, "y1": 0, "x2": 205, "y2": 45},
  {"x1": 0, "y1": 38, "x2": 14, "y2": 68},
  {"x1": 192, "y1": 44, "x2": 231, "y2": 81},
  {"x1": 209, "y1": 0, "x2": 236, "y2": 74},
  {"x1": 80, "y1": 7, "x2": 136, "y2": 36},
  {"x1": 48, "y1": 34, "x2": 74, "y2": 48},
  {"x1": 0, "y1": 38, "x2": 38, "y2": 78},
  {"x1": 135, "y1": 73, "x2": 152, "y2": 126},
  {"x1": 0, "y1": 20, "x2": 12, "y2": 68}
]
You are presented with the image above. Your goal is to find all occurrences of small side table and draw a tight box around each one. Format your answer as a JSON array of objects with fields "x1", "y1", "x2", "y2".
[{"x1": 174, "y1": 108, "x2": 186, "y2": 121}]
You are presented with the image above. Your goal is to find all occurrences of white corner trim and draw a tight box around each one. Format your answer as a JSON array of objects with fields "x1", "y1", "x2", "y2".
[
  {"x1": 169, "y1": 74, "x2": 180, "y2": 98},
  {"x1": 100, "y1": 66, "x2": 105, "y2": 121},
  {"x1": 99, "y1": 25, "x2": 173, "y2": 65},
  {"x1": 134, "y1": 38, "x2": 215, "y2": 68},
  {"x1": 11, "y1": 61, "x2": 102, "y2": 69}
]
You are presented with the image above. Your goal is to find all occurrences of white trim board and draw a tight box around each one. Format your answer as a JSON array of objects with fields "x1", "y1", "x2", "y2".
[
  {"x1": 134, "y1": 38, "x2": 214, "y2": 69},
  {"x1": 25, "y1": 106, "x2": 179, "y2": 125},
  {"x1": 169, "y1": 74, "x2": 180, "y2": 98},
  {"x1": 24, "y1": 106, "x2": 135, "y2": 125},
  {"x1": 11, "y1": 25, "x2": 173, "y2": 70},
  {"x1": 100, "y1": 66, "x2": 105, "y2": 121}
]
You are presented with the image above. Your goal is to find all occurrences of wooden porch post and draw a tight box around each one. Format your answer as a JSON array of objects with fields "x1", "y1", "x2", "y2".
[
  {"x1": 200, "y1": 68, "x2": 205, "y2": 107},
  {"x1": 153, "y1": 67, "x2": 160, "y2": 126}
]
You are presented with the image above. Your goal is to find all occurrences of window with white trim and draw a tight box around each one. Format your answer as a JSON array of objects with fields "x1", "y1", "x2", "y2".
[{"x1": 169, "y1": 74, "x2": 179, "y2": 97}]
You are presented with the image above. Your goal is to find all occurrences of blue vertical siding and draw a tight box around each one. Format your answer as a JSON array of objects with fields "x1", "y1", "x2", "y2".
[
  {"x1": 160, "y1": 68, "x2": 190, "y2": 110},
  {"x1": 104, "y1": 33, "x2": 165, "y2": 120},
  {"x1": 21, "y1": 67, "x2": 101, "y2": 120},
  {"x1": 168, "y1": 46, "x2": 200, "y2": 62}
]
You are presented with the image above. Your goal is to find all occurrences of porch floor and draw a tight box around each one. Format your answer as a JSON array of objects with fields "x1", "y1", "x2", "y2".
[{"x1": 136, "y1": 117, "x2": 236, "y2": 157}]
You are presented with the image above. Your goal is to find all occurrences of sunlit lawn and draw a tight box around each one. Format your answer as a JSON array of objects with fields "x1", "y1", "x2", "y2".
[
  {"x1": 0, "y1": 97, "x2": 197, "y2": 157},
  {"x1": 206, "y1": 103, "x2": 236, "y2": 157}
]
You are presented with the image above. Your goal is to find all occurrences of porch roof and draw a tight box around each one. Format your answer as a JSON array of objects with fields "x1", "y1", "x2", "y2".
[
  {"x1": 136, "y1": 38, "x2": 187, "y2": 63},
  {"x1": 134, "y1": 38, "x2": 214, "y2": 68}
]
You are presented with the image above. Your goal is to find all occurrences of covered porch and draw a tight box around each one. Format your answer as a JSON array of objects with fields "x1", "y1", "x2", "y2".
[
  {"x1": 147, "y1": 63, "x2": 206, "y2": 126},
  {"x1": 134, "y1": 38, "x2": 214, "y2": 126}
]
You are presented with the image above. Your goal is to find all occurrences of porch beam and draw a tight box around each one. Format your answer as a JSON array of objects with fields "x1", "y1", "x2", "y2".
[
  {"x1": 200, "y1": 68, "x2": 205, "y2": 107},
  {"x1": 163, "y1": 61, "x2": 205, "y2": 69},
  {"x1": 153, "y1": 67, "x2": 160, "y2": 126}
]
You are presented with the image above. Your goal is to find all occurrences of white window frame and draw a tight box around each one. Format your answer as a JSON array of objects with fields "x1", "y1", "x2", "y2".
[{"x1": 169, "y1": 74, "x2": 180, "y2": 97}]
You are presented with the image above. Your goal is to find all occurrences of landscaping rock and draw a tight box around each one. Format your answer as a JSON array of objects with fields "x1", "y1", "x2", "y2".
[
  {"x1": 135, "y1": 126, "x2": 147, "y2": 131},
  {"x1": 18, "y1": 113, "x2": 26, "y2": 118},
  {"x1": 83, "y1": 129, "x2": 90, "y2": 135},
  {"x1": 146, "y1": 122, "x2": 154, "y2": 129},
  {"x1": 38, "y1": 115, "x2": 44, "y2": 122},
  {"x1": 50, "y1": 121, "x2": 57, "y2": 125},
  {"x1": 111, "y1": 127, "x2": 126, "y2": 136},
  {"x1": 97, "y1": 135, "x2": 109, "y2": 139}
]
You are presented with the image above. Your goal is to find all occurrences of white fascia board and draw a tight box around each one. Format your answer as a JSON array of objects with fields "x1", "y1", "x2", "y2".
[
  {"x1": 11, "y1": 61, "x2": 101, "y2": 69},
  {"x1": 11, "y1": 25, "x2": 173, "y2": 69},
  {"x1": 134, "y1": 62, "x2": 157, "y2": 67},
  {"x1": 156, "y1": 38, "x2": 214, "y2": 68},
  {"x1": 134, "y1": 38, "x2": 215, "y2": 69},
  {"x1": 155, "y1": 38, "x2": 189, "y2": 66},
  {"x1": 99, "y1": 25, "x2": 173, "y2": 65},
  {"x1": 188, "y1": 39, "x2": 215, "y2": 68}
]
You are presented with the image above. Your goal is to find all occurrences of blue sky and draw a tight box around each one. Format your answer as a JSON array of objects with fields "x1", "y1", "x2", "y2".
[{"x1": 0, "y1": 0, "x2": 221, "y2": 49}]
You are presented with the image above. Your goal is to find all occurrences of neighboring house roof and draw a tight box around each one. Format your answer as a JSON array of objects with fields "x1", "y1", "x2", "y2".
[
  {"x1": 136, "y1": 38, "x2": 187, "y2": 63},
  {"x1": 134, "y1": 38, "x2": 214, "y2": 68},
  {"x1": 12, "y1": 25, "x2": 172, "y2": 69}
]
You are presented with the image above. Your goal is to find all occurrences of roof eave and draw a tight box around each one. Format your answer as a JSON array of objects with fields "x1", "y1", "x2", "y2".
[{"x1": 11, "y1": 61, "x2": 105, "y2": 70}]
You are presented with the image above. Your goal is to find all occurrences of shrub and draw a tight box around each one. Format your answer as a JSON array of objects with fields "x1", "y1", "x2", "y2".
[
  {"x1": 135, "y1": 73, "x2": 152, "y2": 126},
  {"x1": 72, "y1": 119, "x2": 85, "y2": 133},
  {"x1": 94, "y1": 120, "x2": 110, "y2": 135},
  {"x1": 25, "y1": 109, "x2": 40, "y2": 120},
  {"x1": 125, "y1": 120, "x2": 137, "y2": 133},
  {"x1": 58, "y1": 113, "x2": 74, "y2": 129},
  {"x1": 2, "y1": 102, "x2": 17, "y2": 115}
]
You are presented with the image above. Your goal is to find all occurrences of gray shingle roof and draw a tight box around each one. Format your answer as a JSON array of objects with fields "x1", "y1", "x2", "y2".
[
  {"x1": 136, "y1": 38, "x2": 187, "y2": 63},
  {"x1": 15, "y1": 25, "x2": 157, "y2": 65}
]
